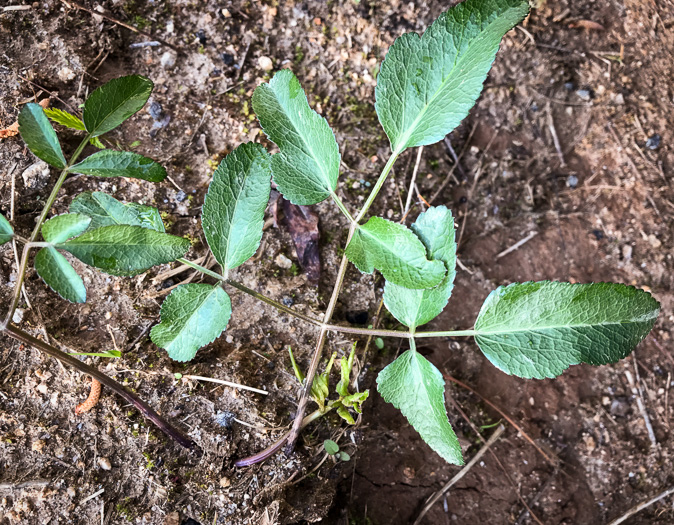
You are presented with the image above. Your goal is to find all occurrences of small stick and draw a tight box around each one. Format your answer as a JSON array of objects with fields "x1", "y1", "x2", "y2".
[
  {"x1": 0, "y1": 479, "x2": 50, "y2": 491},
  {"x1": 607, "y1": 485, "x2": 674, "y2": 525},
  {"x1": 412, "y1": 425, "x2": 505, "y2": 525},
  {"x1": 496, "y1": 231, "x2": 538, "y2": 259},
  {"x1": 183, "y1": 375, "x2": 268, "y2": 396},
  {"x1": 80, "y1": 488, "x2": 104, "y2": 505},
  {"x1": 547, "y1": 104, "x2": 566, "y2": 167},
  {"x1": 626, "y1": 363, "x2": 658, "y2": 449},
  {"x1": 429, "y1": 122, "x2": 477, "y2": 205}
]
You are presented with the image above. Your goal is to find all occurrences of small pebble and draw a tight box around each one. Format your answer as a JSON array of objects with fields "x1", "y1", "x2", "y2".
[
  {"x1": 66, "y1": 487, "x2": 76, "y2": 498},
  {"x1": 566, "y1": 175, "x2": 578, "y2": 188},
  {"x1": 576, "y1": 88, "x2": 592, "y2": 101},
  {"x1": 12, "y1": 309, "x2": 24, "y2": 324},
  {"x1": 221, "y1": 53, "x2": 234, "y2": 65},
  {"x1": 225, "y1": 335, "x2": 234, "y2": 344},
  {"x1": 160, "y1": 51, "x2": 176, "y2": 69},
  {"x1": 57, "y1": 66, "x2": 76, "y2": 82},
  {"x1": 176, "y1": 190, "x2": 187, "y2": 202},
  {"x1": 22, "y1": 161, "x2": 50, "y2": 190},
  {"x1": 258, "y1": 56, "x2": 273, "y2": 71},
  {"x1": 219, "y1": 477, "x2": 231, "y2": 488},
  {"x1": 564, "y1": 81, "x2": 575, "y2": 91},
  {"x1": 214, "y1": 411, "x2": 235, "y2": 429},
  {"x1": 98, "y1": 457, "x2": 112, "y2": 470},
  {"x1": 31, "y1": 440, "x2": 45, "y2": 453},
  {"x1": 621, "y1": 245, "x2": 633, "y2": 261},
  {"x1": 148, "y1": 101, "x2": 163, "y2": 121},
  {"x1": 645, "y1": 134, "x2": 661, "y2": 150},
  {"x1": 195, "y1": 29, "x2": 207, "y2": 45},
  {"x1": 275, "y1": 253, "x2": 292, "y2": 269},
  {"x1": 282, "y1": 296, "x2": 294, "y2": 307}
]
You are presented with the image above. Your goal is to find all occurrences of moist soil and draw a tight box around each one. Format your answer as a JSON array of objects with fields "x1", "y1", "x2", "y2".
[{"x1": 1, "y1": 0, "x2": 673, "y2": 524}]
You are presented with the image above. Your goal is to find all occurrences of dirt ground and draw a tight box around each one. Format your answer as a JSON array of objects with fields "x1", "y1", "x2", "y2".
[{"x1": 1, "y1": 0, "x2": 673, "y2": 523}]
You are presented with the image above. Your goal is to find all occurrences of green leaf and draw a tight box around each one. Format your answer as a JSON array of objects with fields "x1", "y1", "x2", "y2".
[
  {"x1": 41, "y1": 213, "x2": 91, "y2": 243},
  {"x1": 323, "y1": 439, "x2": 339, "y2": 455},
  {"x1": 377, "y1": 349, "x2": 463, "y2": 465},
  {"x1": 83, "y1": 75, "x2": 153, "y2": 137},
  {"x1": 34, "y1": 247, "x2": 86, "y2": 303},
  {"x1": 336, "y1": 345, "x2": 356, "y2": 397},
  {"x1": 338, "y1": 451, "x2": 351, "y2": 462},
  {"x1": 202, "y1": 143, "x2": 272, "y2": 271},
  {"x1": 56, "y1": 224, "x2": 189, "y2": 276},
  {"x1": 150, "y1": 283, "x2": 232, "y2": 362},
  {"x1": 67, "y1": 350, "x2": 122, "y2": 358},
  {"x1": 345, "y1": 217, "x2": 446, "y2": 289},
  {"x1": 252, "y1": 69, "x2": 340, "y2": 205},
  {"x1": 0, "y1": 213, "x2": 13, "y2": 246},
  {"x1": 375, "y1": 0, "x2": 529, "y2": 154},
  {"x1": 474, "y1": 281, "x2": 661, "y2": 379},
  {"x1": 18, "y1": 103, "x2": 67, "y2": 168},
  {"x1": 70, "y1": 191, "x2": 165, "y2": 232},
  {"x1": 384, "y1": 206, "x2": 456, "y2": 329},
  {"x1": 43, "y1": 107, "x2": 86, "y2": 131},
  {"x1": 89, "y1": 136, "x2": 106, "y2": 149},
  {"x1": 69, "y1": 150, "x2": 166, "y2": 182}
]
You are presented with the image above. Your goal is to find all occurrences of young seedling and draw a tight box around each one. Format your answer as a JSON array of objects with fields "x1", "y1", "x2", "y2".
[
  {"x1": 1, "y1": 0, "x2": 660, "y2": 468},
  {"x1": 323, "y1": 440, "x2": 350, "y2": 462}
]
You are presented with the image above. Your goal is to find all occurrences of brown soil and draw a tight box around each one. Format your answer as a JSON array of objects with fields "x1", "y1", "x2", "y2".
[{"x1": 1, "y1": 0, "x2": 673, "y2": 524}]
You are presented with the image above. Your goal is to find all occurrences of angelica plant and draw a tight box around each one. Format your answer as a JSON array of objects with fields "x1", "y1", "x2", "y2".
[{"x1": 1, "y1": 0, "x2": 660, "y2": 466}]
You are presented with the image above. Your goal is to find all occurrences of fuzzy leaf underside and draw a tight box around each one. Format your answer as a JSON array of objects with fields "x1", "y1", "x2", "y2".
[
  {"x1": 18, "y1": 103, "x2": 67, "y2": 168},
  {"x1": 377, "y1": 350, "x2": 463, "y2": 465},
  {"x1": 41, "y1": 213, "x2": 91, "y2": 244},
  {"x1": 202, "y1": 142, "x2": 272, "y2": 270},
  {"x1": 70, "y1": 192, "x2": 165, "y2": 232},
  {"x1": 384, "y1": 206, "x2": 456, "y2": 329},
  {"x1": 0, "y1": 214, "x2": 13, "y2": 246},
  {"x1": 69, "y1": 150, "x2": 167, "y2": 182},
  {"x1": 375, "y1": 0, "x2": 529, "y2": 154},
  {"x1": 252, "y1": 69, "x2": 340, "y2": 205},
  {"x1": 43, "y1": 107, "x2": 86, "y2": 131},
  {"x1": 151, "y1": 283, "x2": 232, "y2": 362},
  {"x1": 56, "y1": 224, "x2": 189, "y2": 276},
  {"x1": 345, "y1": 216, "x2": 446, "y2": 289},
  {"x1": 83, "y1": 75, "x2": 153, "y2": 137},
  {"x1": 34, "y1": 247, "x2": 86, "y2": 303},
  {"x1": 474, "y1": 281, "x2": 661, "y2": 379}
]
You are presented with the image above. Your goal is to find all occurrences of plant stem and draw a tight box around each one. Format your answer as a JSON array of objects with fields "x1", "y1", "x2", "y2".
[
  {"x1": 176, "y1": 257, "x2": 225, "y2": 281},
  {"x1": 355, "y1": 151, "x2": 400, "y2": 223},
  {"x1": 322, "y1": 324, "x2": 477, "y2": 339},
  {"x1": 4, "y1": 323, "x2": 198, "y2": 451},
  {"x1": 330, "y1": 192, "x2": 356, "y2": 225}
]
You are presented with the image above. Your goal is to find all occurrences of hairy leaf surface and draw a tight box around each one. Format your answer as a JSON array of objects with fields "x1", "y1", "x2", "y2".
[
  {"x1": 375, "y1": 0, "x2": 528, "y2": 154},
  {"x1": 56, "y1": 225, "x2": 189, "y2": 276},
  {"x1": 345, "y1": 217, "x2": 445, "y2": 289},
  {"x1": 18, "y1": 103, "x2": 67, "y2": 168},
  {"x1": 41, "y1": 213, "x2": 91, "y2": 243},
  {"x1": 43, "y1": 108, "x2": 86, "y2": 131},
  {"x1": 377, "y1": 349, "x2": 463, "y2": 465},
  {"x1": 70, "y1": 192, "x2": 165, "y2": 232},
  {"x1": 151, "y1": 284, "x2": 232, "y2": 362},
  {"x1": 0, "y1": 214, "x2": 13, "y2": 246},
  {"x1": 69, "y1": 150, "x2": 166, "y2": 182},
  {"x1": 384, "y1": 206, "x2": 456, "y2": 329},
  {"x1": 34, "y1": 247, "x2": 86, "y2": 303},
  {"x1": 252, "y1": 70, "x2": 340, "y2": 205},
  {"x1": 474, "y1": 281, "x2": 660, "y2": 379},
  {"x1": 202, "y1": 143, "x2": 272, "y2": 271},
  {"x1": 83, "y1": 75, "x2": 153, "y2": 137}
]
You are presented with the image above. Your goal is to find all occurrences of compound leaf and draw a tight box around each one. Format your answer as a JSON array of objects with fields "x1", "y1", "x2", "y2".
[
  {"x1": 202, "y1": 142, "x2": 272, "y2": 271},
  {"x1": 41, "y1": 213, "x2": 91, "y2": 243},
  {"x1": 18, "y1": 103, "x2": 67, "y2": 168},
  {"x1": 376, "y1": 0, "x2": 529, "y2": 154},
  {"x1": 69, "y1": 150, "x2": 166, "y2": 182},
  {"x1": 70, "y1": 191, "x2": 165, "y2": 232},
  {"x1": 150, "y1": 283, "x2": 232, "y2": 362},
  {"x1": 474, "y1": 281, "x2": 661, "y2": 379},
  {"x1": 43, "y1": 107, "x2": 86, "y2": 131},
  {"x1": 34, "y1": 247, "x2": 86, "y2": 303},
  {"x1": 56, "y1": 224, "x2": 189, "y2": 276},
  {"x1": 83, "y1": 75, "x2": 153, "y2": 137},
  {"x1": 345, "y1": 216, "x2": 445, "y2": 289},
  {"x1": 384, "y1": 206, "x2": 456, "y2": 329},
  {"x1": 252, "y1": 69, "x2": 340, "y2": 205},
  {"x1": 0, "y1": 214, "x2": 13, "y2": 246},
  {"x1": 377, "y1": 348, "x2": 463, "y2": 465}
]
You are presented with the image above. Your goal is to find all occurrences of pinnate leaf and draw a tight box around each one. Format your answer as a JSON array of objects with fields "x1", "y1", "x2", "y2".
[
  {"x1": 18, "y1": 103, "x2": 67, "y2": 168},
  {"x1": 252, "y1": 70, "x2": 340, "y2": 205},
  {"x1": 34, "y1": 247, "x2": 86, "y2": 303},
  {"x1": 56, "y1": 224, "x2": 189, "y2": 276},
  {"x1": 41, "y1": 213, "x2": 91, "y2": 243},
  {"x1": 202, "y1": 143, "x2": 272, "y2": 271},
  {"x1": 83, "y1": 75, "x2": 153, "y2": 137},
  {"x1": 384, "y1": 206, "x2": 456, "y2": 329},
  {"x1": 375, "y1": 0, "x2": 529, "y2": 154},
  {"x1": 69, "y1": 150, "x2": 166, "y2": 182},
  {"x1": 345, "y1": 217, "x2": 445, "y2": 289},
  {"x1": 70, "y1": 191, "x2": 165, "y2": 232},
  {"x1": 377, "y1": 349, "x2": 463, "y2": 465},
  {"x1": 0, "y1": 214, "x2": 13, "y2": 246},
  {"x1": 150, "y1": 283, "x2": 232, "y2": 362},
  {"x1": 43, "y1": 107, "x2": 86, "y2": 131},
  {"x1": 474, "y1": 281, "x2": 660, "y2": 379}
]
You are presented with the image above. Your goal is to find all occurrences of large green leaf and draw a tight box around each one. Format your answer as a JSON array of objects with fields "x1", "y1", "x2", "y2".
[
  {"x1": 474, "y1": 281, "x2": 661, "y2": 379},
  {"x1": 43, "y1": 107, "x2": 86, "y2": 131},
  {"x1": 34, "y1": 247, "x2": 86, "y2": 303},
  {"x1": 150, "y1": 283, "x2": 232, "y2": 362},
  {"x1": 68, "y1": 150, "x2": 166, "y2": 182},
  {"x1": 70, "y1": 191, "x2": 165, "y2": 232},
  {"x1": 41, "y1": 213, "x2": 91, "y2": 243},
  {"x1": 377, "y1": 348, "x2": 463, "y2": 465},
  {"x1": 56, "y1": 225, "x2": 189, "y2": 276},
  {"x1": 345, "y1": 217, "x2": 445, "y2": 289},
  {"x1": 252, "y1": 70, "x2": 340, "y2": 205},
  {"x1": 203, "y1": 143, "x2": 272, "y2": 271},
  {"x1": 18, "y1": 103, "x2": 67, "y2": 168},
  {"x1": 0, "y1": 214, "x2": 13, "y2": 246},
  {"x1": 83, "y1": 75, "x2": 153, "y2": 137},
  {"x1": 375, "y1": 0, "x2": 529, "y2": 154},
  {"x1": 384, "y1": 206, "x2": 456, "y2": 329}
]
